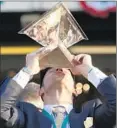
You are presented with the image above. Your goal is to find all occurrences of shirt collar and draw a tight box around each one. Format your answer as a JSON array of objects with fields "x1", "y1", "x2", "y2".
[{"x1": 44, "y1": 104, "x2": 73, "y2": 115}]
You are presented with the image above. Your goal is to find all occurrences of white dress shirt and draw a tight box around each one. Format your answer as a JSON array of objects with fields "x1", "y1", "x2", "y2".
[
  {"x1": 13, "y1": 66, "x2": 107, "y2": 128},
  {"x1": 44, "y1": 104, "x2": 72, "y2": 128}
]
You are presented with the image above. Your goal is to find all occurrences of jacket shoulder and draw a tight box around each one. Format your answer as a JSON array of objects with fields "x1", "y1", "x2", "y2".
[{"x1": 16, "y1": 101, "x2": 41, "y2": 113}]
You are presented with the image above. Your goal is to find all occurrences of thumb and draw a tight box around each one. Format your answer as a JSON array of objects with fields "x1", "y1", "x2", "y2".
[
  {"x1": 72, "y1": 59, "x2": 81, "y2": 66},
  {"x1": 71, "y1": 64, "x2": 87, "y2": 76},
  {"x1": 71, "y1": 65, "x2": 81, "y2": 75}
]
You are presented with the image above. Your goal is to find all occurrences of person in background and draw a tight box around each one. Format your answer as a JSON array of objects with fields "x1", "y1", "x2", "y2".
[
  {"x1": 19, "y1": 82, "x2": 43, "y2": 109},
  {"x1": 0, "y1": 47, "x2": 116, "y2": 128},
  {"x1": 7, "y1": 68, "x2": 17, "y2": 78}
]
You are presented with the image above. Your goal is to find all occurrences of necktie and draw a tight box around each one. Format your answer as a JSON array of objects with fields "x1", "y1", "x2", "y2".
[{"x1": 52, "y1": 106, "x2": 66, "y2": 128}]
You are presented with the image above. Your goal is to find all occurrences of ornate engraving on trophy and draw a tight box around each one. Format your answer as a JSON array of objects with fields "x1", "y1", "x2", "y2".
[
  {"x1": 19, "y1": 2, "x2": 88, "y2": 48},
  {"x1": 19, "y1": 2, "x2": 88, "y2": 68}
]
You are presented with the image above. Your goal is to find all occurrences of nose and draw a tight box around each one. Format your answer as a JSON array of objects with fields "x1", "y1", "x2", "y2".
[{"x1": 56, "y1": 68, "x2": 63, "y2": 73}]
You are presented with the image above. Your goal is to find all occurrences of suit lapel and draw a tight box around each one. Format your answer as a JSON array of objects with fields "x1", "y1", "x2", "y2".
[
  {"x1": 69, "y1": 109, "x2": 85, "y2": 128},
  {"x1": 69, "y1": 100, "x2": 95, "y2": 128},
  {"x1": 38, "y1": 110, "x2": 53, "y2": 128},
  {"x1": 17, "y1": 102, "x2": 53, "y2": 128}
]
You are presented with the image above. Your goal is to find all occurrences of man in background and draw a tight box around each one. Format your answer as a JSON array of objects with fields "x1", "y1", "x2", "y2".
[{"x1": 19, "y1": 82, "x2": 43, "y2": 109}]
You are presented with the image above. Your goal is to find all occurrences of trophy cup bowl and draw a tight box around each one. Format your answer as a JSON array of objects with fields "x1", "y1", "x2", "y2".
[
  {"x1": 18, "y1": 2, "x2": 88, "y2": 68},
  {"x1": 18, "y1": 2, "x2": 88, "y2": 48}
]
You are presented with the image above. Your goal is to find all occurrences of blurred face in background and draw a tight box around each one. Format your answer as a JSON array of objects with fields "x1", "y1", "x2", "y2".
[
  {"x1": 40, "y1": 68, "x2": 75, "y2": 105},
  {"x1": 20, "y1": 82, "x2": 43, "y2": 109}
]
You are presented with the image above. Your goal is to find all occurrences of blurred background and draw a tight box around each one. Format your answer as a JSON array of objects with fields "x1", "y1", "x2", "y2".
[{"x1": 0, "y1": 1, "x2": 116, "y2": 82}]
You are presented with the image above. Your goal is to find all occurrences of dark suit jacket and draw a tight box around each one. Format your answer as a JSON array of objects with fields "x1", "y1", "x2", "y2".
[{"x1": 0, "y1": 75, "x2": 116, "y2": 128}]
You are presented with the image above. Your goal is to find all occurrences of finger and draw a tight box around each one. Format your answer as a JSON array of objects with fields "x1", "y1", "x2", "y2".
[
  {"x1": 70, "y1": 65, "x2": 81, "y2": 76},
  {"x1": 74, "y1": 54, "x2": 91, "y2": 62},
  {"x1": 75, "y1": 54, "x2": 92, "y2": 66},
  {"x1": 74, "y1": 54, "x2": 85, "y2": 62},
  {"x1": 79, "y1": 56, "x2": 84, "y2": 63},
  {"x1": 72, "y1": 59, "x2": 81, "y2": 66},
  {"x1": 73, "y1": 55, "x2": 86, "y2": 65},
  {"x1": 75, "y1": 54, "x2": 89, "y2": 58}
]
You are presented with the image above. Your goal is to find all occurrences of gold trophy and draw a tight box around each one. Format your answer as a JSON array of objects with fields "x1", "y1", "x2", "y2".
[{"x1": 19, "y1": 2, "x2": 88, "y2": 68}]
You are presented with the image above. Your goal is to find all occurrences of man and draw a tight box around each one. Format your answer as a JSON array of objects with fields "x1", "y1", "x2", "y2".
[
  {"x1": 19, "y1": 82, "x2": 43, "y2": 109},
  {"x1": 0, "y1": 48, "x2": 116, "y2": 128}
]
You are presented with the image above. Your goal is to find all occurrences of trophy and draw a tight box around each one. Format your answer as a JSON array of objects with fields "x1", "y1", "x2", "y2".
[{"x1": 19, "y1": 2, "x2": 88, "y2": 68}]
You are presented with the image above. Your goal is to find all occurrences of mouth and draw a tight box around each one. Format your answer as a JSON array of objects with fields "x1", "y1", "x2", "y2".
[{"x1": 56, "y1": 72, "x2": 65, "y2": 77}]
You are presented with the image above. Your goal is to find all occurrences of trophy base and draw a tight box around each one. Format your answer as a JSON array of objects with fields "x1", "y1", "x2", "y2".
[{"x1": 40, "y1": 44, "x2": 73, "y2": 68}]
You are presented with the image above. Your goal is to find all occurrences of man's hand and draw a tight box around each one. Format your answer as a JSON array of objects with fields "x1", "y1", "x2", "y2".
[
  {"x1": 26, "y1": 46, "x2": 53, "y2": 75},
  {"x1": 26, "y1": 49, "x2": 41, "y2": 75},
  {"x1": 71, "y1": 54, "x2": 93, "y2": 78}
]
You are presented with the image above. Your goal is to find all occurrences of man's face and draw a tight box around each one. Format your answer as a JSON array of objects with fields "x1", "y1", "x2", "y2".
[{"x1": 42, "y1": 68, "x2": 75, "y2": 94}]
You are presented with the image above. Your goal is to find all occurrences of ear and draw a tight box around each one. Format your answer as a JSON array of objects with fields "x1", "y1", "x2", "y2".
[{"x1": 39, "y1": 87, "x2": 45, "y2": 96}]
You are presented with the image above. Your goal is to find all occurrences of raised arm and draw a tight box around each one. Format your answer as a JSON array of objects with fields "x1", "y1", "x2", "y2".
[
  {"x1": 94, "y1": 74, "x2": 116, "y2": 127},
  {"x1": 0, "y1": 47, "x2": 47, "y2": 127},
  {"x1": 71, "y1": 54, "x2": 116, "y2": 127}
]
